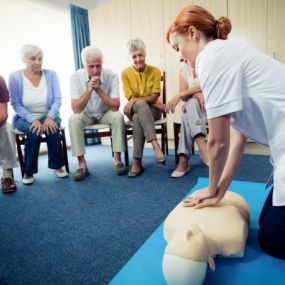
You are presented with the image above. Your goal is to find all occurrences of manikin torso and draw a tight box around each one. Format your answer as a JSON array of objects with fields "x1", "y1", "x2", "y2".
[{"x1": 163, "y1": 191, "x2": 250, "y2": 285}]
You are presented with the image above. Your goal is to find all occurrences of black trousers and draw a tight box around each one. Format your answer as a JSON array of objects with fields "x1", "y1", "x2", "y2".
[{"x1": 258, "y1": 187, "x2": 285, "y2": 259}]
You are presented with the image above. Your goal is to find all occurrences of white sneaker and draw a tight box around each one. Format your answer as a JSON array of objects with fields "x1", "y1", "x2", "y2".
[
  {"x1": 55, "y1": 169, "x2": 69, "y2": 178},
  {"x1": 23, "y1": 177, "x2": 35, "y2": 185}
]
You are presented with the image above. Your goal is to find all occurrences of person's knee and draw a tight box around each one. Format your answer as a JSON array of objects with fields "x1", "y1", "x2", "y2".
[
  {"x1": 27, "y1": 131, "x2": 42, "y2": 141},
  {"x1": 112, "y1": 111, "x2": 124, "y2": 120},
  {"x1": 46, "y1": 130, "x2": 61, "y2": 139},
  {"x1": 53, "y1": 117, "x2": 61, "y2": 128},
  {"x1": 3, "y1": 122, "x2": 12, "y2": 132},
  {"x1": 184, "y1": 98, "x2": 199, "y2": 111},
  {"x1": 110, "y1": 111, "x2": 124, "y2": 126},
  {"x1": 193, "y1": 98, "x2": 201, "y2": 109},
  {"x1": 1, "y1": 123, "x2": 13, "y2": 138},
  {"x1": 69, "y1": 114, "x2": 83, "y2": 128},
  {"x1": 134, "y1": 100, "x2": 149, "y2": 112},
  {"x1": 258, "y1": 222, "x2": 285, "y2": 259}
]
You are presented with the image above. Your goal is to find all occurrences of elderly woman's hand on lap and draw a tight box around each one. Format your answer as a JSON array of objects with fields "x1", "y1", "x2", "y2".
[{"x1": 43, "y1": 116, "x2": 58, "y2": 135}]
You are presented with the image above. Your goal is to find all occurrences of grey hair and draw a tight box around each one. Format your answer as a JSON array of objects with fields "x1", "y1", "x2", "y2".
[
  {"x1": 126, "y1": 37, "x2": 146, "y2": 56},
  {"x1": 20, "y1": 44, "x2": 43, "y2": 62},
  {"x1": 81, "y1": 46, "x2": 103, "y2": 66}
]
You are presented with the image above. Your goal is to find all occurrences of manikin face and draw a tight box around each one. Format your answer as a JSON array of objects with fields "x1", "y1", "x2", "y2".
[
  {"x1": 169, "y1": 29, "x2": 200, "y2": 68},
  {"x1": 25, "y1": 52, "x2": 43, "y2": 73},
  {"x1": 130, "y1": 48, "x2": 146, "y2": 72},
  {"x1": 85, "y1": 56, "x2": 102, "y2": 78}
]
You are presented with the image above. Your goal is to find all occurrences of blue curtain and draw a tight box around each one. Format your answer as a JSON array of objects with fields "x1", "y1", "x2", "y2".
[
  {"x1": 70, "y1": 5, "x2": 101, "y2": 145},
  {"x1": 70, "y1": 4, "x2": 90, "y2": 70}
]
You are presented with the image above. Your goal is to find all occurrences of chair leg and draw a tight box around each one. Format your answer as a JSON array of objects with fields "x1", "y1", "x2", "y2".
[
  {"x1": 15, "y1": 134, "x2": 24, "y2": 177},
  {"x1": 161, "y1": 126, "x2": 165, "y2": 154},
  {"x1": 124, "y1": 133, "x2": 129, "y2": 167},
  {"x1": 165, "y1": 125, "x2": 169, "y2": 156},
  {"x1": 110, "y1": 130, "x2": 114, "y2": 158},
  {"x1": 174, "y1": 123, "x2": 180, "y2": 165},
  {"x1": 60, "y1": 129, "x2": 69, "y2": 173}
]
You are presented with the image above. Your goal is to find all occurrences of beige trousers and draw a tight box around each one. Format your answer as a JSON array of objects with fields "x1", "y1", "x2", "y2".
[
  {"x1": 130, "y1": 101, "x2": 161, "y2": 159},
  {"x1": 68, "y1": 110, "x2": 126, "y2": 157},
  {"x1": 0, "y1": 123, "x2": 18, "y2": 170}
]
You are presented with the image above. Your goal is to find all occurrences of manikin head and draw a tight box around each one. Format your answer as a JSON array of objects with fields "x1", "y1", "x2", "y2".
[{"x1": 163, "y1": 226, "x2": 215, "y2": 285}]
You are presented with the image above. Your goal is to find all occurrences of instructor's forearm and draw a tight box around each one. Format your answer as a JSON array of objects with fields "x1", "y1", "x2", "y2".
[
  {"x1": 217, "y1": 129, "x2": 247, "y2": 198},
  {"x1": 208, "y1": 138, "x2": 230, "y2": 195}
]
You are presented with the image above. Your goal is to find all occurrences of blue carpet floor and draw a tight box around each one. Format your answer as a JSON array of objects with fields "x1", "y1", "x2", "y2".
[
  {"x1": 110, "y1": 178, "x2": 285, "y2": 285},
  {"x1": 0, "y1": 145, "x2": 273, "y2": 285}
]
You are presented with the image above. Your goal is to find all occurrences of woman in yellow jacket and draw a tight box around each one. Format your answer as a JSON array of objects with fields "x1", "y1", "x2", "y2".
[{"x1": 122, "y1": 38, "x2": 166, "y2": 177}]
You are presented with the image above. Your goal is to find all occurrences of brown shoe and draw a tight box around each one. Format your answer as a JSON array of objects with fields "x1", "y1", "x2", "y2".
[
  {"x1": 114, "y1": 163, "x2": 128, "y2": 175},
  {"x1": 74, "y1": 168, "x2": 89, "y2": 181},
  {"x1": 128, "y1": 167, "x2": 143, "y2": 178},
  {"x1": 2, "y1": 177, "x2": 17, "y2": 193}
]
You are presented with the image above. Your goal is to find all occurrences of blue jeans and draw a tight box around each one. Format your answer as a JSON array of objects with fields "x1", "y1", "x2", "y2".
[
  {"x1": 14, "y1": 116, "x2": 65, "y2": 176},
  {"x1": 258, "y1": 187, "x2": 285, "y2": 259}
]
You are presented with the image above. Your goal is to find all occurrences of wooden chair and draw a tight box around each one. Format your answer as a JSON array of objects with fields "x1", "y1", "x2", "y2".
[
  {"x1": 125, "y1": 71, "x2": 168, "y2": 165},
  {"x1": 174, "y1": 120, "x2": 181, "y2": 165},
  {"x1": 14, "y1": 127, "x2": 69, "y2": 177},
  {"x1": 83, "y1": 124, "x2": 129, "y2": 166}
]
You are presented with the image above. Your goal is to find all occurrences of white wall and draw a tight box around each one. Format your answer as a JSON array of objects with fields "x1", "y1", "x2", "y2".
[
  {"x1": 89, "y1": 0, "x2": 285, "y2": 139},
  {"x1": 89, "y1": 0, "x2": 228, "y2": 138}
]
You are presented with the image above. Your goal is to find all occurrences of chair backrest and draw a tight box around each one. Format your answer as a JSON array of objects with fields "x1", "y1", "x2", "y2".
[
  {"x1": 160, "y1": 71, "x2": 166, "y2": 105},
  {"x1": 160, "y1": 71, "x2": 166, "y2": 118}
]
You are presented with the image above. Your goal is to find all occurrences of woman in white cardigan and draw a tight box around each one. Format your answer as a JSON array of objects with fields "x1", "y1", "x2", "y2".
[{"x1": 9, "y1": 44, "x2": 68, "y2": 184}]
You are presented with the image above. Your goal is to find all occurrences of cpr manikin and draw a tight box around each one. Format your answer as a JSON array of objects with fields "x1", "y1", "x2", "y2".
[{"x1": 163, "y1": 191, "x2": 250, "y2": 285}]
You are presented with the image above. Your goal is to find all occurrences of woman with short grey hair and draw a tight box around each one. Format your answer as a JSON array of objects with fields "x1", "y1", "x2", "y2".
[
  {"x1": 122, "y1": 37, "x2": 166, "y2": 177},
  {"x1": 9, "y1": 44, "x2": 68, "y2": 184},
  {"x1": 126, "y1": 37, "x2": 146, "y2": 56},
  {"x1": 20, "y1": 44, "x2": 43, "y2": 63}
]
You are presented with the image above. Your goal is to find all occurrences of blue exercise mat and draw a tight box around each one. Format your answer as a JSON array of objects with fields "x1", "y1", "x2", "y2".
[{"x1": 109, "y1": 178, "x2": 285, "y2": 285}]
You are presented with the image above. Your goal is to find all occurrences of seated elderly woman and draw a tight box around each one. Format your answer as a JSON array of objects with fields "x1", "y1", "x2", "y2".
[
  {"x1": 122, "y1": 37, "x2": 166, "y2": 177},
  {"x1": 9, "y1": 44, "x2": 68, "y2": 185},
  {"x1": 166, "y1": 63, "x2": 208, "y2": 178}
]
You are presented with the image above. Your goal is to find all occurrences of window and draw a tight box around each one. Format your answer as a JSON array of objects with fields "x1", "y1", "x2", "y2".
[{"x1": 0, "y1": 0, "x2": 74, "y2": 135}]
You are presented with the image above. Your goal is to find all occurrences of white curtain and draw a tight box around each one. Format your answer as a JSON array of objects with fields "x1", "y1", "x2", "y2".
[{"x1": 0, "y1": 0, "x2": 74, "y2": 135}]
